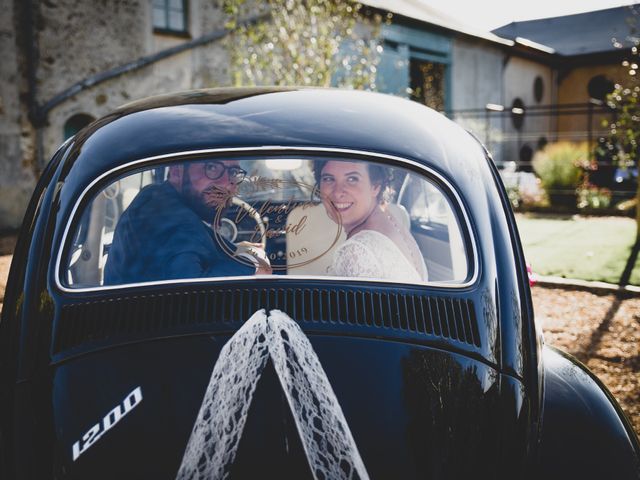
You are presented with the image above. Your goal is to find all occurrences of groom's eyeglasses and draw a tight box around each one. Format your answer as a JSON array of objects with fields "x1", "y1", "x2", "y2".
[{"x1": 204, "y1": 161, "x2": 247, "y2": 183}]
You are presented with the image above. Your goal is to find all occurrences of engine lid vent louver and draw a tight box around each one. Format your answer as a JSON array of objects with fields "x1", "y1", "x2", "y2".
[{"x1": 54, "y1": 288, "x2": 480, "y2": 354}]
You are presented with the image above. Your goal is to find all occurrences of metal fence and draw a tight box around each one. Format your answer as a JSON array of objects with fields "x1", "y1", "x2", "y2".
[{"x1": 445, "y1": 102, "x2": 637, "y2": 206}]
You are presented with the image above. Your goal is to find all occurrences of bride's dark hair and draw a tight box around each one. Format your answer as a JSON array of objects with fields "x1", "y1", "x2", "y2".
[{"x1": 312, "y1": 159, "x2": 393, "y2": 202}]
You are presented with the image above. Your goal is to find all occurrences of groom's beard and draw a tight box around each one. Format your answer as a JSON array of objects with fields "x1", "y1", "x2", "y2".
[{"x1": 182, "y1": 176, "x2": 232, "y2": 223}]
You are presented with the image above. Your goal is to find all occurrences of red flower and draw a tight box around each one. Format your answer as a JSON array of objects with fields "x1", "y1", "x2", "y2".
[{"x1": 526, "y1": 262, "x2": 537, "y2": 286}]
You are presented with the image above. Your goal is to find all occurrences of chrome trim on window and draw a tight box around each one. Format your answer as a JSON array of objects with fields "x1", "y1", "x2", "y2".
[{"x1": 54, "y1": 146, "x2": 480, "y2": 293}]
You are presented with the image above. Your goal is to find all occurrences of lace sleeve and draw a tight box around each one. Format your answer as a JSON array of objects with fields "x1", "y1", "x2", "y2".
[{"x1": 330, "y1": 239, "x2": 383, "y2": 278}]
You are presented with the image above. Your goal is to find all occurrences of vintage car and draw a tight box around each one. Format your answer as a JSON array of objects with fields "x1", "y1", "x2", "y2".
[{"x1": 1, "y1": 88, "x2": 638, "y2": 479}]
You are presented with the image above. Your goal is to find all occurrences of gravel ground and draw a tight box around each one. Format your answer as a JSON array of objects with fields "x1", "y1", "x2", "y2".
[
  {"x1": 0, "y1": 255, "x2": 638, "y2": 436},
  {"x1": 532, "y1": 286, "x2": 640, "y2": 436}
]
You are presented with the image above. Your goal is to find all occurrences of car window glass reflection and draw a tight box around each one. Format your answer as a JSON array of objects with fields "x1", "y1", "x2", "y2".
[{"x1": 64, "y1": 157, "x2": 469, "y2": 288}]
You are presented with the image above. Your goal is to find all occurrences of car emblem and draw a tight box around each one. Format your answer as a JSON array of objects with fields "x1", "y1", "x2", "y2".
[{"x1": 72, "y1": 386, "x2": 143, "y2": 461}]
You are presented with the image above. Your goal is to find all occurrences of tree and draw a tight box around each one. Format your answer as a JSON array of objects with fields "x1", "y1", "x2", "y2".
[
  {"x1": 222, "y1": 0, "x2": 387, "y2": 90},
  {"x1": 602, "y1": 7, "x2": 640, "y2": 240}
]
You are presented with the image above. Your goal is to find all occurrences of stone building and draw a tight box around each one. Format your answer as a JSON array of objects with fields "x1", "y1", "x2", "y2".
[{"x1": 1, "y1": 0, "x2": 231, "y2": 230}]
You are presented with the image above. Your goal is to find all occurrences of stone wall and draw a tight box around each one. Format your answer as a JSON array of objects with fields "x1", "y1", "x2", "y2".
[
  {"x1": 0, "y1": 0, "x2": 37, "y2": 230},
  {"x1": 0, "y1": 0, "x2": 231, "y2": 230},
  {"x1": 37, "y1": 0, "x2": 148, "y2": 102}
]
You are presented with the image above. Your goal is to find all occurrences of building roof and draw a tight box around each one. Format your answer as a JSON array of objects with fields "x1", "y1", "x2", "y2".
[
  {"x1": 360, "y1": 0, "x2": 513, "y2": 46},
  {"x1": 492, "y1": 5, "x2": 639, "y2": 56}
]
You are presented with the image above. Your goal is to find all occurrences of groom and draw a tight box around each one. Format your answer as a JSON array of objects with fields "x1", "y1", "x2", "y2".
[{"x1": 104, "y1": 159, "x2": 269, "y2": 285}]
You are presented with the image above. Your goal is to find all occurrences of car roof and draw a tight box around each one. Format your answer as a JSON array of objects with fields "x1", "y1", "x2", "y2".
[{"x1": 62, "y1": 88, "x2": 488, "y2": 193}]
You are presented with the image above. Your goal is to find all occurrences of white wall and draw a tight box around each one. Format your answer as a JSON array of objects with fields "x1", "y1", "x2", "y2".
[
  {"x1": 451, "y1": 37, "x2": 505, "y2": 162},
  {"x1": 502, "y1": 56, "x2": 554, "y2": 168}
]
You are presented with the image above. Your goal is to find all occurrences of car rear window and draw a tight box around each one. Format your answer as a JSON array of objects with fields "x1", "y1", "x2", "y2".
[{"x1": 62, "y1": 154, "x2": 472, "y2": 289}]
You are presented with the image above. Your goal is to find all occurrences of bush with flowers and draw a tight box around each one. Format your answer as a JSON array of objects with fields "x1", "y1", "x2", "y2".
[
  {"x1": 577, "y1": 182, "x2": 612, "y2": 210},
  {"x1": 532, "y1": 142, "x2": 587, "y2": 208}
]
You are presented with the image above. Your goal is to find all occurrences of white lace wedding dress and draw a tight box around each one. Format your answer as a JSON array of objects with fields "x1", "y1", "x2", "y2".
[{"x1": 328, "y1": 230, "x2": 428, "y2": 282}]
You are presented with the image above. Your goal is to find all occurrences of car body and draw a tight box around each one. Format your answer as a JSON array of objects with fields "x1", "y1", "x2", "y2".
[{"x1": 1, "y1": 88, "x2": 638, "y2": 479}]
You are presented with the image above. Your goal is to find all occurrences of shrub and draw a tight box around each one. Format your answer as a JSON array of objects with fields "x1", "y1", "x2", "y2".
[
  {"x1": 507, "y1": 181, "x2": 547, "y2": 211},
  {"x1": 532, "y1": 142, "x2": 586, "y2": 206},
  {"x1": 577, "y1": 184, "x2": 612, "y2": 209},
  {"x1": 506, "y1": 185, "x2": 521, "y2": 209}
]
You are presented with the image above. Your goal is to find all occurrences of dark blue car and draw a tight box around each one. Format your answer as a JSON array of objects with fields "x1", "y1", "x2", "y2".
[{"x1": 1, "y1": 88, "x2": 638, "y2": 479}]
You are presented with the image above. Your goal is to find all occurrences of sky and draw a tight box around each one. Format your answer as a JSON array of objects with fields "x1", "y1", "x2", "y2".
[{"x1": 422, "y1": 0, "x2": 637, "y2": 31}]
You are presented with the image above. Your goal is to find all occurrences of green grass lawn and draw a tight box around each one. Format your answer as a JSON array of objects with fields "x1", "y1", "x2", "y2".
[{"x1": 515, "y1": 214, "x2": 640, "y2": 286}]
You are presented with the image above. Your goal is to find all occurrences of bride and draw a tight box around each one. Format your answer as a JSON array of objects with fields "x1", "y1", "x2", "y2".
[{"x1": 315, "y1": 160, "x2": 428, "y2": 282}]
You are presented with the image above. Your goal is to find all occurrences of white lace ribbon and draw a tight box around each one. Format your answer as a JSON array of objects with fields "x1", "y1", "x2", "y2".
[
  {"x1": 176, "y1": 309, "x2": 369, "y2": 480},
  {"x1": 176, "y1": 310, "x2": 270, "y2": 480}
]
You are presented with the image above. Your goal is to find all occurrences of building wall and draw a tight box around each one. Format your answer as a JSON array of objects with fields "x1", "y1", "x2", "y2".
[
  {"x1": 451, "y1": 38, "x2": 503, "y2": 110},
  {"x1": 450, "y1": 37, "x2": 505, "y2": 162},
  {"x1": 557, "y1": 62, "x2": 626, "y2": 139},
  {"x1": 377, "y1": 22, "x2": 452, "y2": 110},
  {"x1": 0, "y1": 0, "x2": 38, "y2": 230},
  {"x1": 0, "y1": 0, "x2": 231, "y2": 230},
  {"x1": 39, "y1": 0, "x2": 230, "y2": 162},
  {"x1": 502, "y1": 55, "x2": 554, "y2": 168},
  {"x1": 37, "y1": 1, "x2": 147, "y2": 103}
]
